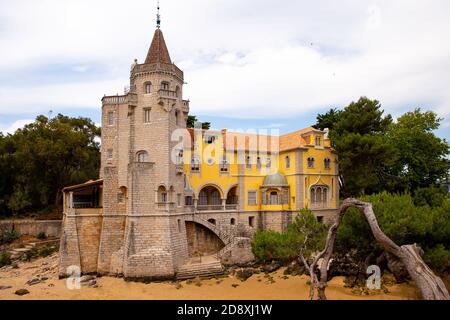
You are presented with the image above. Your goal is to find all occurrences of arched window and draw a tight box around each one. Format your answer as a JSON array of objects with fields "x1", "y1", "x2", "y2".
[
  {"x1": 246, "y1": 155, "x2": 252, "y2": 169},
  {"x1": 211, "y1": 189, "x2": 220, "y2": 205},
  {"x1": 161, "y1": 81, "x2": 170, "y2": 91},
  {"x1": 307, "y1": 157, "x2": 315, "y2": 168},
  {"x1": 285, "y1": 156, "x2": 290, "y2": 169},
  {"x1": 310, "y1": 186, "x2": 329, "y2": 208},
  {"x1": 271, "y1": 191, "x2": 278, "y2": 205},
  {"x1": 256, "y1": 157, "x2": 262, "y2": 170},
  {"x1": 158, "y1": 186, "x2": 167, "y2": 203},
  {"x1": 175, "y1": 110, "x2": 180, "y2": 126},
  {"x1": 136, "y1": 151, "x2": 149, "y2": 163},
  {"x1": 208, "y1": 218, "x2": 216, "y2": 225},
  {"x1": 315, "y1": 136, "x2": 321, "y2": 146},
  {"x1": 324, "y1": 158, "x2": 331, "y2": 169},
  {"x1": 144, "y1": 82, "x2": 152, "y2": 94},
  {"x1": 230, "y1": 218, "x2": 236, "y2": 225}
]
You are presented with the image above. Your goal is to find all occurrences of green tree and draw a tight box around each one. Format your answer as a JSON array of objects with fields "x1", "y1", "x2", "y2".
[
  {"x1": 388, "y1": 109, "x2": 449, "y2": 192},
  {"x1": 186, "y1": 115, "x2": 211, "y2": 130},
  {"x1": 314, "y1": 108, "x2": 343, "y2": 131},
  {"x1": 3, "y1": 114, "x2": 100, "y2": 214},
  {"x1": 323, "y1": 97, "x2": 397, "y2": 197}
]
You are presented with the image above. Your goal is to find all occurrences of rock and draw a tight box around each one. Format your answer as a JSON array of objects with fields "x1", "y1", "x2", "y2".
[
  {"x1": 327, "y1": 254, "x2": 363, "y2": 280},
  {"x1": 80, "y1": 275, "x2": 96, "y2": 283},
  {"x1": 174, "y1": 282, "x2": 182, "y2": 290},
  {"x1": 231, "y1": 284, "x2": 239, "y2": 288},
  {"x1": 0, "y1": 285, "x2": 12, "y2": 290},
  {"x1": 15, "y1": 289, "x2": 30, "y2": 296},
  {"x1": 26, "y1": 278, "x2": 43, "y2": 286},
  {"x1": 381, "y1": 272, "x2": 397, "y2": 287},
  {"x1": 261, "y1": 261, "x2": 280, "y2": 273},
  {"x1": 235, "y1": 268, "x2": 254, "y2": 281},
  {"x1": 284, "y1": 260, "x2": 306, "y2": 276}
]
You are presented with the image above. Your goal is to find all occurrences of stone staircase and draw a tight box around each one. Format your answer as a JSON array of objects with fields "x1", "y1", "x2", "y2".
[
  {"x1": 176, "y1": 257, "x2": 225, "y2": 280},
  {"x1": 8, "y1": 239, "x2": 59, "y2": 260}
]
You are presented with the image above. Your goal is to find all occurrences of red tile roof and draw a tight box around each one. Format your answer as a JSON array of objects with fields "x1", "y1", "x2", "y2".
[{"x1": 145, "y1": 29, "x2": 172, "y2": 64}]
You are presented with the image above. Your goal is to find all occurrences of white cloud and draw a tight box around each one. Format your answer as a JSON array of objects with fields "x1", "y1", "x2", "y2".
[
  {"x1": 0, "y1": 0, "x2": 449, "y2": 124},
  {"x1": 0, "y1": 119, "x2": 34, "y2": 134}
]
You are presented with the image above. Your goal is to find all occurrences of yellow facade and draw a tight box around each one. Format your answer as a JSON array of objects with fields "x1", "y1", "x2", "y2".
[{"x1": 183, "y1": 126, "x2": 339, "y2": 221}]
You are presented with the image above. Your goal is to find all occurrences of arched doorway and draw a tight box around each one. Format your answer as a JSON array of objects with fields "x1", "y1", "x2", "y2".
[
  {"x1": 226, "y1": 186, "x2": 238, "y2": 210},
  {"x1": 185, "y1": 222, "x2": 225, "y2": 257},
  {"x1": 198, "y1": 185, "x2": 222, "y2": 211}
]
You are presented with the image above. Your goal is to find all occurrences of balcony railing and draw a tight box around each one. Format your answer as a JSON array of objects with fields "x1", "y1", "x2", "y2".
[
  {"x1": 197, "y1": 205, "x2": 224, "y2": 211},
  {"x1": 225, "y1": 204, "x2": 238, "y2": 211},
  {"x1": 159, "y1": 89, "x2": 178, "y2": 99},
  {"x1": 310, "y1": 202, "x2": 330, "y2": 210}
]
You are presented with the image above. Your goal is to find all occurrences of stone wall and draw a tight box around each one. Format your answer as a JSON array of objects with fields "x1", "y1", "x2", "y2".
[{"x1": 0, "y1": 220, "x2": 61, "y2": 238}]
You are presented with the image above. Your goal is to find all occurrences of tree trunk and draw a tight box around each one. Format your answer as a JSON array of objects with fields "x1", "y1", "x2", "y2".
[{"x1": 311, "y1": 198, "x2": 450, "y2": 300}]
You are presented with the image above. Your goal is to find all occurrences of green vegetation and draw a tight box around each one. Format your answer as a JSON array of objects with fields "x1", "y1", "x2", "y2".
[
  {"x1": 335, "y1": 192, "x2": 450, "y2": 272},
  {"x1": 21, "y1": 244, "x2": 58, "y2": 262},
  {"x1": 36, "y1": 232, "x2": 47, "y2": 240},
  {"x1": 252, "y1": 209, "x2": 327, "y2": 263},
  {"x1": 0, "y1": 252, "x2": 11, "y2": 268},
  {"x1": 0, "y1": 229, "x2": 19, "y2": 244},
  {"x1": 315, "y1": 98, "x2": 449, "y2": 197},
  {"x1": 0, "y1": 114, "x2": 100, "y2": 217},
  {"x1": 186, "y1": 115, "x2": 211, "y2": 130}
]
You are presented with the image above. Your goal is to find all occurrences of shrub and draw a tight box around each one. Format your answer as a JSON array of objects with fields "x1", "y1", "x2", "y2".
[
  {"x1": 38, "y1": 245, "x2": 58, "y2": 258},
  {"x1": 21, "y1": 248, "x2": 38, "y2": 262},
  {"x1": 37, "y1": 232, "x2": 47, "y2": 240},
  {"x1": 252, "y1": 209, "x2": 326, "y2": 263},
  {"x1": 0, "y1": 229, "x2": 19, "y2": 244},
  {"x1": 423, "y1": 244, "x2": 450, "y2": 273},
  {"x1": 335, "y1": 192, "x2": 450, "y2": 271},
  {"x1": 0, "y1": 252, "x2": 11, "y2": 268}
]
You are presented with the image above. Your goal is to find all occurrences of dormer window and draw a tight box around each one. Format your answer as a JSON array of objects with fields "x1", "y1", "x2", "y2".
[{"x1": 315, "y1": 136, "x2": 322, "y2": 147}]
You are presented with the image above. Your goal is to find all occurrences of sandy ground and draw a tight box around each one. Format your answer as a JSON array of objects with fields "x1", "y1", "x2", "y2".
[{"x1": 0, "y1": 254, "x2": 421, "y2": 300}]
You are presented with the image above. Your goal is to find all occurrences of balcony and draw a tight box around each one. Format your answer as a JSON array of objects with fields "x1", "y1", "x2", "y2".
[
  {"x1": 310, "y1": 202, "x2": 330, "y2": 210},
  {"x1": 158, "y1": 89, "x2": 178, "y2": 99},
  {"x1": 225, "y1": 204, "x2": 238, "y2": 211},
  {"x1": 197, "y1": 205, "x2": 224, "y2": 211}
]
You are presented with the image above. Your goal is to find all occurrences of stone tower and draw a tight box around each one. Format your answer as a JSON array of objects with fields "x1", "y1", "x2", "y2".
[{"x1": 97, "y1": 25, "x2": 190, "y2": 279}]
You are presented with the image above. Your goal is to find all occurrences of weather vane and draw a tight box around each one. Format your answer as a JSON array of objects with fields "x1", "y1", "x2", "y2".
[{"x1": 156, "y1": 0, "x2": 161, "y2": 28}]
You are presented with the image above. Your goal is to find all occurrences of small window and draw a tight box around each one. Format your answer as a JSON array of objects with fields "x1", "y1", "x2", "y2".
[
  {"x1": 158, "y1": 186, "x2": 167, "y2": 203},
  {"x1": 144, "y1": 108, "x2": 151, "y2": 123},
  {"x1": 230, "y1": 218, "x2": 236, "y2": 225},
  {"x1": 307, "y1": 157, "x2": 315, "y2": 168},
  {"x1": 185, "y1": 196, "x2": 193, "y2": 206},
  {"x1": 256, "y1": 157, "x2": 262, "y2": 170},
  {"x1": 107, "y1": 112, "x2": 114, "y2": 126},
  {"x1": 285, "y1": 156, "x2": 290, "y2": 169},
  {"x1": 246, "y1": 155, "x2": 252, "y2": 169},
  {"x1": 220, "y1": 159, "x2": 229, "y2": 172},
  {"x1": 266, "y1": 157, "x2": 272, "y2": 169},
  {"x1": 249, "y1": 216, "x2": 255, "y2": 227},
  {"x1": 161, "y1": 82, "x2": 170, "y2": 90},
  {"x1": 317, "y1": 216, "x2": 324, "y2": 223},
  {"x1": 315, "y1": 136, "x2": 322, "y2": 147},
  {"x1": 117, "y1": 193, "x2": 125, "y2": 203},
  {"x1": 137, "y1": 151, "x2": 149, "y2": 163},
  {"x1": 107, "y1": 149, "x2": 113, "y2": 160},
  {"x1": 175, "y1": 110, "x2": 180, "y2": 126},
  {"x1": 191, "y1": 156, "x2": 200, "y2": 172},
  {"x1": 248, "y1": 191, "x2": 257, "y2": 206},
  {"x1": 145, "y1": 82, "x2": 152, "y2": 94},
  {"x1": 324, "y1": 158, "x2": 331, "y2": 169},
  {"x1": 208, "y1": 218, "x2": 216, "y2": 225}
]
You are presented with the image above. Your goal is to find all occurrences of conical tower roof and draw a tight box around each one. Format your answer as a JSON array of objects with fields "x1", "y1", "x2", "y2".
[{"x1": 145, "y1": 28, "x2": 172, "y2": 64}]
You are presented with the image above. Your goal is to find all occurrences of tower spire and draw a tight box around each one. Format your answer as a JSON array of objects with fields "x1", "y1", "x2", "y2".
[{"x1": 156, "y1": 0, "x2": 161, "y2": 28}]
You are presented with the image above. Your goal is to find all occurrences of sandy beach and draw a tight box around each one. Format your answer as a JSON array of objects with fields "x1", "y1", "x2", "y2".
[{"x1": 0, "y1": 253, "x2": 423, "y2": 300}]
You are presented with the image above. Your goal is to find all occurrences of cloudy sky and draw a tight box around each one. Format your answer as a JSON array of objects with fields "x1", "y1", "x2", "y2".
[{"x1": 0, "y1": 0, "x2": 449, "y2": 139}]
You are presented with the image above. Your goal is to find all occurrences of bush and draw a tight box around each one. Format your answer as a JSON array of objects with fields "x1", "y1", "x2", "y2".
[
  {"x1": 37, "y1": 232, "x2": 47, "y2": 240},
  {"x1": 423, "y1": 244, "x2": 450, "y2": 273},
  {"x1": 335, "y1": 192, "x2": 450, "y2": 271},
  {"x1": 252, "y1": 209, "x2": 326, "y2": 263},
  {"x1": 0, "y1": 252, "x2": 11, "y2": 268},
  {"x1": 0, "y1": 229, "x2": 19, "y2": 244},
  {"x1": 38, "y1": 245, "x2": 58, "y2": 258},
  {"x1": 413, "y1": 186, "x2": 448, "y2": 208}
]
